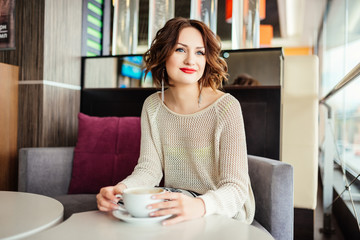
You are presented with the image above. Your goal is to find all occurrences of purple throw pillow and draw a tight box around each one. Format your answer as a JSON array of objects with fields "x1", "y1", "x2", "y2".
[{"x1": 68, "y1": 113, "x2": 141, "y2": 194}]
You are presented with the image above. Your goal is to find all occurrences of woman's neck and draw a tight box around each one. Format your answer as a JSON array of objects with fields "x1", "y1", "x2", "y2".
[
  {"x1": 163, "y1": 84, "x2": 224, "y2": 115},
  {"x1": 164, "y1": 84, "x2": 201, "y2": 114}
]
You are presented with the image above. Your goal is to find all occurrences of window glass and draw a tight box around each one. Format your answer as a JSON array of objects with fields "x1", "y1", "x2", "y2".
[{"x1": 319, "y1": 0, "x2": 360, "y2": 178}]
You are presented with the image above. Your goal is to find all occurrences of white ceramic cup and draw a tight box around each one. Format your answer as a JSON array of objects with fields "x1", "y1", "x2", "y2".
[{"x1": 117, "y1": 187, "x2": 166, "y2": 218}]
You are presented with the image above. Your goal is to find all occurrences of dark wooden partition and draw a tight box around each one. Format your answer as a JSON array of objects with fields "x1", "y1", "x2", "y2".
[
  {"x1": 81, "y1": 88, "x2": 157, "y2": 117},
  {"x1": 81, "y1": 86, "x2": 280, "y2": 160},
  {"x1": 225, "y1": 86, "x2": 280, "y2": 160}
]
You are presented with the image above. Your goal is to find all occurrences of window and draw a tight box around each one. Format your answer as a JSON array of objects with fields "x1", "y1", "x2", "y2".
[{"x1": 318, "y1": 0, "x2": 360, "y2": 230}]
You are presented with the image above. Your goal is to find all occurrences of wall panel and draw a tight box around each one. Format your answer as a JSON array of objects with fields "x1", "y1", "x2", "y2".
[
  {"x1": 0, "y1": 0, "x2": 83, "y2": 189},
  {"x1": 41, "y1": 85, "x2": 80, "y2": 147},
  {"x1": 0, "y1": 0, "x2": 45, "y2": 80},
  {"x1": 43, "y1": 0, "x2": 82, "y2": 85},
  {"x1": 17, "y1": 84, "x2": 43, "y2": 148}
]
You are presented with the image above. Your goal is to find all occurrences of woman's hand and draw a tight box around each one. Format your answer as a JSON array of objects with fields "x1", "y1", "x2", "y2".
[
  {"x1": 148, "y1": 192, "x2": 206, "y2": 225},
  {"x1": 96, "y1": 183, "x2": 127, "y2": 211}
]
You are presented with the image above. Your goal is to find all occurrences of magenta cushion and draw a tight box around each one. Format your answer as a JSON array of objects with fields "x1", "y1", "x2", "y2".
[{"x1": 68, "y1": 113, "x2": 141, "y2": 194}]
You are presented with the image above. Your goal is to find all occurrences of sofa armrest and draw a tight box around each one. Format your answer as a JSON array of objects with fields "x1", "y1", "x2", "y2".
[
  {"x1": 248, "y1": 155, "x2": 294, "y2": 240},
  {"x1": 18, "y1": 147, "x2": 75, "y2": 197}
]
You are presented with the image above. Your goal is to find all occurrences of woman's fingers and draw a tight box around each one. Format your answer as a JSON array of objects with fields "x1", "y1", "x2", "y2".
[
  {"x1": 97, "y1": 187, "x2": 205, "y2": 226},
  {"x1": 149, "y1": 202, "x2": 182, "y2": 217},
  {"x1": 152, "y1": 191, "x2": 179, "y2": 200},
  {"x1": 150, "y1": 208, "x2": 182, "y2": 217},
  {"x1": 147, "y1": 193, "x2": 180, "y2": 217},
  {"x1": 96, "y1": 193, "x2": 118, "y2": 211},
  {"x1": 149, "y1": 193, "x2": 180, "y2": 207},
  {"x1": 149, "y1": 194, "x2": 206, "y2": 225},
  {"x1": 97, "y1": 186, "x2": 123, "y2": 211},
  {"x1": 101, "y1": 186, "x2": 118, "y2": 202}
]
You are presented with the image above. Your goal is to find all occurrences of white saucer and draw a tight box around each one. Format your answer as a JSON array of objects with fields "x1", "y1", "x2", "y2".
[{"x1": 112, "y1": 210, "x2": 172, "y2": 224}]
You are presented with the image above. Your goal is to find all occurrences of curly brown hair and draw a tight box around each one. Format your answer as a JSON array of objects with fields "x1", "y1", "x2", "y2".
[{"x1": 143, "y1": 17, "x2": 228, "y2": 90}]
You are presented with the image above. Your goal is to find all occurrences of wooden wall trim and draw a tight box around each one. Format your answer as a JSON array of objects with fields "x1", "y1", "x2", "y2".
[{"x1": 0, "y1": 63, "x2": 19, "y2": 190}]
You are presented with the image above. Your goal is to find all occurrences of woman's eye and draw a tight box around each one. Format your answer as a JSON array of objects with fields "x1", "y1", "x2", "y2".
[
  {"x1": 175, "y1": 48, "x2": 185, "y2": 53},
  {"x1": 196, "y1": 51, "x2": 205, "y2": 56}
]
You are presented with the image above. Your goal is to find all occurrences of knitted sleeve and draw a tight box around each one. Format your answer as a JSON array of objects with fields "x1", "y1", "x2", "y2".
[
  {"x1": 198, "y1": 98, "x2": 255, "y2": 222},
  {"x1": 120, "y1": 95, "x2": 163, "y2": 188}
]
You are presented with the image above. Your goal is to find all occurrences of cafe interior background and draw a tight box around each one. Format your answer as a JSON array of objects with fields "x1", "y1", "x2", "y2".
[{"x1": 0, "y1": 0, "x2": 359, "y2": 239}]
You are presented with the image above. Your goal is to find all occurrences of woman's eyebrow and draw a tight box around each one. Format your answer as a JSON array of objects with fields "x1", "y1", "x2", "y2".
[{"x1": 177, "y1": 42, "x2": 205, "y2": 49}]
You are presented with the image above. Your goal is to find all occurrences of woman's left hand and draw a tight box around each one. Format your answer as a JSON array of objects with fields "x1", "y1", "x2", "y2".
[{"x1": 148, "y1": 192, "x2": 206, "y2": 226}]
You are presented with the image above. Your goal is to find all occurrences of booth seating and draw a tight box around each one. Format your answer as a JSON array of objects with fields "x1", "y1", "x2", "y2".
[
  {"x1": 18, "y1": 86, "x2": 294, "y2": 240},
  {"x1": 281, "y1": 55, "x2": 319, "y2": 239},
  {"x1": 19, "y1": 147, "x2": 293, "y2": 240}
]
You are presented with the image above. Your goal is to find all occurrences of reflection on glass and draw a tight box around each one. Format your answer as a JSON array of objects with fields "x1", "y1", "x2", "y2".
[
  {"x1": 85, "y1": 58, "x2": 118, "y2": 88},
  {"x1": 84, "y1": 48, "x2": 283, "y2": 89},
  {"x1": 141, "y1": 71, "x2": 153, "y2": 88},
  {"x1": 333, "y1": 78, "x2": 360, "y2": 175},
  {"x1": 112, "y1": 0, "x2": 139, "y2": 54},
  {"x1": 148, "y1": 0, "x2": 174, "y2": 47},
  {"x1": 119, "y1": 56, "x2": 142, "y2": 88},
  {"x1": 121, "y1": 57, "x2": 143, "y2": 79},
  {"x1": 190, "y1": 0, "x2": 218, "y2": 34},
  {"x1": 222, "y1": 48, "x2": 282, "y2": 86},
  {"x1": 244, "y1": 0, "x2": 260, "y2": 48},
  {"x1": 84, "y1": 56, "x2": 155, "y2": 89},
  {"x1": 231, "y1": 73, "x2": 260, "y2": 86},
  {"x1": 231, "y1": 0, "x2": 260, "y2": 49}
]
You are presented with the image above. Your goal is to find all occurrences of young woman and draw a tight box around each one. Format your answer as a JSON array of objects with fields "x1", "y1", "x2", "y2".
[{"x1": 97, "y1": 17, "x2": 255, "y2": 226}]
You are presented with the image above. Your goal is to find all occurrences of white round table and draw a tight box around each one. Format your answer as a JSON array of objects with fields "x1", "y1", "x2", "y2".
[
  {"x1": 0, "y1": 191, "x2": 63, "y2": 240},
  {"x1": 22, "y1": 211, "x2": 274, "y2": 240}
]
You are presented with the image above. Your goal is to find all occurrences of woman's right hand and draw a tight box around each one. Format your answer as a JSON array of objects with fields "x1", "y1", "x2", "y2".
[{"x1": 96, "y1": 183, "x2": 127, "y2": 211}]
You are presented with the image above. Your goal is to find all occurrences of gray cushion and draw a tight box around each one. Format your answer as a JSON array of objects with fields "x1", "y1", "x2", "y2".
[
  {"x1": 54, "y1": 194, "x2": 98, "y2": 220},
  {"x1": 248, "y1": 155, "x2": 294, "y2": 240},
  {"x1": 18, "y1": 147, "x2": 74, "y2": 196}
]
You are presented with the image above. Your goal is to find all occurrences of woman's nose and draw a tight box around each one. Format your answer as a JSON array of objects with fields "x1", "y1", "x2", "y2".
[{"x1": 184, "y1": 53, "x2": 195, "y2": 65}]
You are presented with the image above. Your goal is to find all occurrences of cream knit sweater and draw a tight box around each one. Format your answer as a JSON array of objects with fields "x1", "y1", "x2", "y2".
[{"x1": 121, "y1": 92, "x2": 255, "y2": 223}]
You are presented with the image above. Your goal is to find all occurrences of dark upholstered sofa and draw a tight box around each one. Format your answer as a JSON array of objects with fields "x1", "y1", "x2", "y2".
[{"x1": 18, "y1": 147, "x2": 293, "y2": 240}]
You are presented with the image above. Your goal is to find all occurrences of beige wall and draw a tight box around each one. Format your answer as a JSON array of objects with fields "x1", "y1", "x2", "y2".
[{"x1": 281, "y1": 55, "x2": 319, "y2": 210}]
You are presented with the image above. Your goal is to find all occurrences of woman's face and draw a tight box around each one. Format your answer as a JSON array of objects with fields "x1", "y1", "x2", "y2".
[{"x1": 165, "y1": 27, "x2": 206, "y2": 87}]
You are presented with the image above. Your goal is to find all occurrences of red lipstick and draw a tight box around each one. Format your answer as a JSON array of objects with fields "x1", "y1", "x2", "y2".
[{"x1": 180, "y1": 68, "x2": 196, "y2": 74}]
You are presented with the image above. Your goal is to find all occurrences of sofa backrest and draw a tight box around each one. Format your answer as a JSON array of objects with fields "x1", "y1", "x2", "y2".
[{"x1": 81, "y1": 86, "x2": 281, "y2": 160}]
